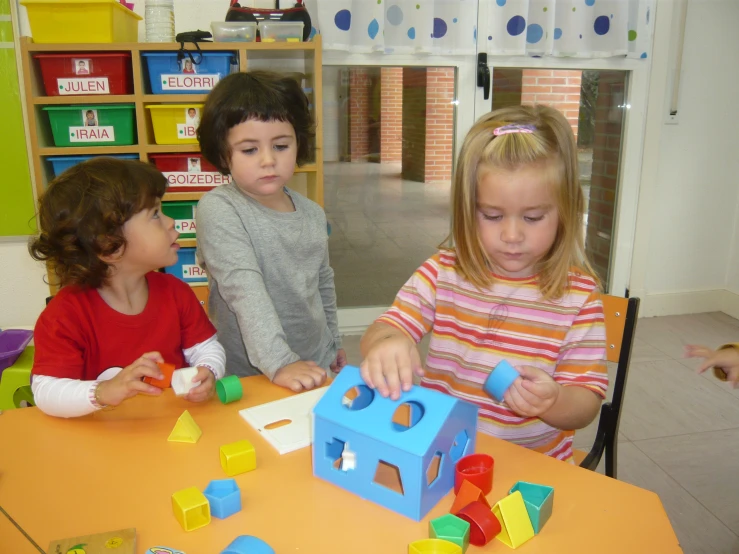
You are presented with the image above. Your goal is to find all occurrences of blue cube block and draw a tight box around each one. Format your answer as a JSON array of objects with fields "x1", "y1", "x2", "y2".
[
  {"x1": 203, "y1": 478, "x2": 241, "y2": 519},
  {"x1": 483, "y1": 360, "x2": 520, "y2": 402},
  {"x1": 221, "y1": 536, "x2": 275, "y2": 554}
]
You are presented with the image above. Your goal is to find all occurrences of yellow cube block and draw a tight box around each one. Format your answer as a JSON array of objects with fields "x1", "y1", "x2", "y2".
[
  {"x1": 171, "y1": 486, "x2": 211, "y2": 532},
  {"x1": 220, "y1": 440, "x2": 256, "y2": 477}
]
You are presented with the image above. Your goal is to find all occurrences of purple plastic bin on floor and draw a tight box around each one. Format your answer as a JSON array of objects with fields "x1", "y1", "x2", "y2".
[{"x1": 0, "y1": 329, "x2": 34, "y2": 374}]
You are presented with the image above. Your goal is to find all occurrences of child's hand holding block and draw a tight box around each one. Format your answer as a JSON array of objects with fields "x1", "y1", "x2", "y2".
[
  {"x1": 143, "y1": 362, "x2": 175, "y2": 389},
  {"x1": 483, "y1": 360, "x2": 520, "y2": 402},
  {"x1": 171, "y1": 367, "x2": 200, "y2": 396}
]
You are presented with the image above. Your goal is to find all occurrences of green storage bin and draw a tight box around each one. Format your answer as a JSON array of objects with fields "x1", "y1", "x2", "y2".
[
  {"x1": 163, "y1": 200, "x2": 197, "y2": 238},
  {"x1": 43, "y1": 104, "x2": 136, "y2": 147}
]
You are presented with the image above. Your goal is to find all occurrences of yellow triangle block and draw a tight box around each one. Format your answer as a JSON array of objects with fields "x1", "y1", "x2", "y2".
[
  {"x1": 492, "y1": 490, "x2": 535, "y2": 548},
  {"x1": 168, "y1": 410, "x2": 202, "y2": 443}
]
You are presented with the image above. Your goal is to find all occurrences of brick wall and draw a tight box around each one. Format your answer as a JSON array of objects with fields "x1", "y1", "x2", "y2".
[
  {"x1": 521, "y1": 69, "x2": 581, "y2": 139},
  {"x1": 424, "y1": 67, "x2": 455, "y2": 183},
  {"x1": 401, "y1": 67, "x2": 427, "y2": 183},
  {"x1": 492, "y1": 68, "x2": 523, "y2": 112},
  {"x1": 585, "y1": 71, "x2": 625, "y2": 287},
  {"x1": 349, "y1": 68, "x2": 371, "y2": 162},
  {"x1": 381, "y1": 67, "x2": 403, "y2": 164}
]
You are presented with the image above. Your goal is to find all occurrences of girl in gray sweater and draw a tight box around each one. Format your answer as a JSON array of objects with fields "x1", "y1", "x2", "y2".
[{"x1": 196, "y1": 71, "x2": 346, "y2": 392}]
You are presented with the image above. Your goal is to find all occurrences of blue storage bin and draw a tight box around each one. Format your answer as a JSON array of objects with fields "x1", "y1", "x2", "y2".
[
  {"x1": 142, "y1": 52, "x2": 237, "y2": 94},
  {"x1": 165, "y1": 246, "x2": 207, "y2": 283},
  {"x1": 47, "y1": 154, "x2": 139, "y2": 178}
]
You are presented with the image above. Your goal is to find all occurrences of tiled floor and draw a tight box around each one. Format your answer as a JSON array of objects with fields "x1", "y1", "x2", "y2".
[
  {"x1": 339, "y1": 312, "x2": 739, "y2": 553},
  {"x1": 325, "y1": 161, "x2": 450, "y2": 308}
]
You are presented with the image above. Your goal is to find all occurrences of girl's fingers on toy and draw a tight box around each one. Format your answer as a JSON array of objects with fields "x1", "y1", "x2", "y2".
[
  {"x1": 131, "y1": 361, "x2": 163, "y2": 381},
  {"x1": 516, "y1": 378, "x2": 544, "y2": 403},
  {"x1": 396, "y1": 352, "x2": 414, "y2": 393},
  {"x1": 359, "y1": 360, "x2": 375, "y2": 389},
  {"x1": 128, "y1": 380, "x2": 162, "y2": 396},
  {"x1": 140, "y1": 351, "x2": 165, "y2": 363},
  {"x1": 383, "y1": 365, "x2": 402, "y2": 401},
  {"x1": 295, "y1": 372, "x2": 320, "y2": 391},
  {"x1": 507, "y1": 383, "x2": 534, "y2": 415}
]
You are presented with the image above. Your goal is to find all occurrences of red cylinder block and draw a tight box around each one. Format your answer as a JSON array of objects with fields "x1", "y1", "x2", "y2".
[
  {"x1": 456, "y1": 501, "x2": 501, "y2": 546},
  {"x1": 454, "y1": 453, "x2": 494, "y2": 495}
]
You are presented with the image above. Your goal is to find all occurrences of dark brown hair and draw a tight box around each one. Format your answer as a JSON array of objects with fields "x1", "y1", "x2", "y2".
[
  {"x1": 197, "y1": 71, "x2": 315, "y2": 173},
  {"x1": 29, "y1": 157, "x2": 167, "y2": 289}
]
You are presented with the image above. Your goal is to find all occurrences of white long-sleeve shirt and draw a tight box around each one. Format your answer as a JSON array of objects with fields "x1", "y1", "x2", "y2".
[{"x1": 32, "y1": 335, "x2": 225, "y2": 418}]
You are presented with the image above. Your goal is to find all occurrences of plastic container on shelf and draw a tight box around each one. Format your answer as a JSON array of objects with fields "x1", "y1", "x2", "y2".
[
  {"x1": 162, "y1": 200, "x2": 198, "y2": 238},
  {"x1": 20, "y1": 0, "x2": 142, "y2": 44},
  {"x1": 149, "y1": 153, "x2": 231, "y2": 192},
  {"x1": 210, "y1": 21, "x2": 258, "y2": 42},
  {"x1": 43, "y1": 104, "x2": 137, "y2": 147},
  {"x1": 258, "y1": 21, "x2": 304, "y2": 42},
  {"x1": 47, "y1": 154, "x2": 139, "y2": 178},
  {"x1": 141, "y1": 52, "x2": 236, "y2": 94},
  {"x1": 145, "y1": 0, "x2": 175, "y2": 42},
  {"x1": 165, "y1": 247, "x2": 207, "y2": 283},
  {"x1": 145, "y1": 104, "x2": 203, "y2": 145},
  {"x1": 33, "y1": 52, "x2": 133, "y2": 97}
]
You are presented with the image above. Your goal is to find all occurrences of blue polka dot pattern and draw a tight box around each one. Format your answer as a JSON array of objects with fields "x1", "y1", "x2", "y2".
[
  {"x1": 334, "y1": 9, "x2": 351, "y2": 31},
  {"x1": 407, "y1": 26, "x2": 416, "y2": 39},
  {"x1": 554, "y1": 27, "x2": 562, "y2": 40},
  {"x1": 496, "y1": 0, "x2": 506, "y2": 5},
  {"x1": 640, "y1": 52, "x2": 647, "y2": 58},
  {"x1": 594, "y1": 15, "x2": 610, "y2": 35},
  {"x1": 526, "y1": 23, "x2": 543, "y2": 44},
  {"x1": 368, "y1": 18, "x2": 379, "y2": 39},
  {"x1": 585, "y1": 0, "x2": 595, "y2": 6},
  {"x1": 506, "y1": 15, "x2": 526, "y2": 36},
  {"x1": 387, "y1": 5, "x2": 403, "y2": 26},
  {"x1": 432, "y1": 17, "x2": 447, "y2": 38}
]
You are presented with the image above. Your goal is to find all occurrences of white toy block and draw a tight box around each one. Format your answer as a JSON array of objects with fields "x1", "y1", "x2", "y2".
[{"x1": 172, "y1": 367, "x2": 200, "y2": 396}]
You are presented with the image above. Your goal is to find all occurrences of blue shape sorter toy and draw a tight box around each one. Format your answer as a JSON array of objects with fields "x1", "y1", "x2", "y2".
[
  {"x1": 483, "y1": 360, "x2": 520, "y2": 402},
  {"x1": 312, "y1": 365, "x2": 479, "y2": 521}
]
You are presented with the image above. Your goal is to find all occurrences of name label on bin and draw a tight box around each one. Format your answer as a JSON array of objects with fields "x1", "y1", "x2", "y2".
[
  {"x1": 69, "y1": 126, "x2": 115, "y2": 142},
  {"x1": 176, "y1": 124, "x2": 197, "y2": 140},
  {"x1": 164, "y1": 172, "x2": 232, "y2": 187},
  {"x1": 175, "y1": 219, "x2": 196, "y2": 233},
  {"x1": 58, "y1": 77, "x2": 110, "y2": 95},
  {"x1": 161, "y1": 74, "x2": 220, "y2": 91},
  {"x1": 182, "y1": 264, "x2": 207, "y2": 279}
]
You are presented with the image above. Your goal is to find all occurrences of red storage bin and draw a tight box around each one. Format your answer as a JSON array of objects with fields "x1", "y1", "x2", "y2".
[
  {"x1": 149, "y1": 153, "x2": 232, "y2": 192},
  {"x1": 33, "y1": 52, "x2": 133, "y2": 96}
]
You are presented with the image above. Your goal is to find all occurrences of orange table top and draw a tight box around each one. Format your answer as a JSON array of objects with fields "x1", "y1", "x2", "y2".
[{"x1": 0, "y1": 376, "x2": 682, "y2": 554}]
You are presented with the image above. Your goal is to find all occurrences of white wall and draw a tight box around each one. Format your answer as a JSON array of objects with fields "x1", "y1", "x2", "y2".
[
  {"x1": 628, "y1": 0, "x2": 739, "y2": 317},
  {"x1": 0, "y1": 240, "x2": 50, "y2": 328}
]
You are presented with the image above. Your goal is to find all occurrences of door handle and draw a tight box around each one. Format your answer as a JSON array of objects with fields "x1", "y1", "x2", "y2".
[{"x1": 477, "y1": 53, "x2": 490, "y2": 100}]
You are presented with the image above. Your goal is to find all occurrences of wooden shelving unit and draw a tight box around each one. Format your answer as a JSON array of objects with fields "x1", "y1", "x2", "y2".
[{"x1": 20, "y1": 36, "x2": 323, "y2": 295}]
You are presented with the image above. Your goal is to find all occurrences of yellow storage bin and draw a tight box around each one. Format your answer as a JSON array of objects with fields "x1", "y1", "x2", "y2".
[
  {"x1": 21, "y1": 0, "x2": 142, "y2": 44},
  {"x1": 146, "y1": 104, "x2": 204, "y2": 145}
]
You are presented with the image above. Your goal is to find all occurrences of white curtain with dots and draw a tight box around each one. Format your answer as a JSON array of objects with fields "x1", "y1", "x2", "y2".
[
  {"x1": 485, "y1": 0, "x2": 654, "y2": 59},
  {"x1": 311, "y1": 0, "x2": 478, "y2": 55}
]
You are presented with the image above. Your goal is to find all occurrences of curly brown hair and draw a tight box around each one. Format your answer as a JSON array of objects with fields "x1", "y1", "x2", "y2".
[
  {"x1": 29, "y1": 157, "x2": 167, "y2": 289},
  {"x1": 197, "y1": 71, "x2": 315, "y2": 173}
]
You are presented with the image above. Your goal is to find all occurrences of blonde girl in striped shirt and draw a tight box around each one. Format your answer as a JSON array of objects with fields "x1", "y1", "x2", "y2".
[{"x1": 360, "y1": 105, "x2": 607, "y2": 461}]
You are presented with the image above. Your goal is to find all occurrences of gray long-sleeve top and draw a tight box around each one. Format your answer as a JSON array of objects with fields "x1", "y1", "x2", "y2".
[{"x1": 196, "y1": 183, "x2": 341, "y2": 378}]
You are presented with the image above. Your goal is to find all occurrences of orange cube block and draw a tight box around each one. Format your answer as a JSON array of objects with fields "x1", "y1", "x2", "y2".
[{"x1": 144, "y1": 362, "x2": 176, "y2": 389}]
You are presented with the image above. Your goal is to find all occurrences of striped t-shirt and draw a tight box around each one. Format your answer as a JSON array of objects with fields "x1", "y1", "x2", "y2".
[{"x1": 377, "y1": 251, "x2": 607, "y2": 462}]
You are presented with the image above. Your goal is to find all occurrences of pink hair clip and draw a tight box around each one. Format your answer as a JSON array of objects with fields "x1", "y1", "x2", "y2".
[{"x1": 493, "y1": 124, "x2": 536, "y2": 136}]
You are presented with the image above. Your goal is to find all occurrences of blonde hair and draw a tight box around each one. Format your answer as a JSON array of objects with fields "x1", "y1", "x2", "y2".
[{"x1": 442, "y1": 104, "x2": 598, "y2": 299}]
